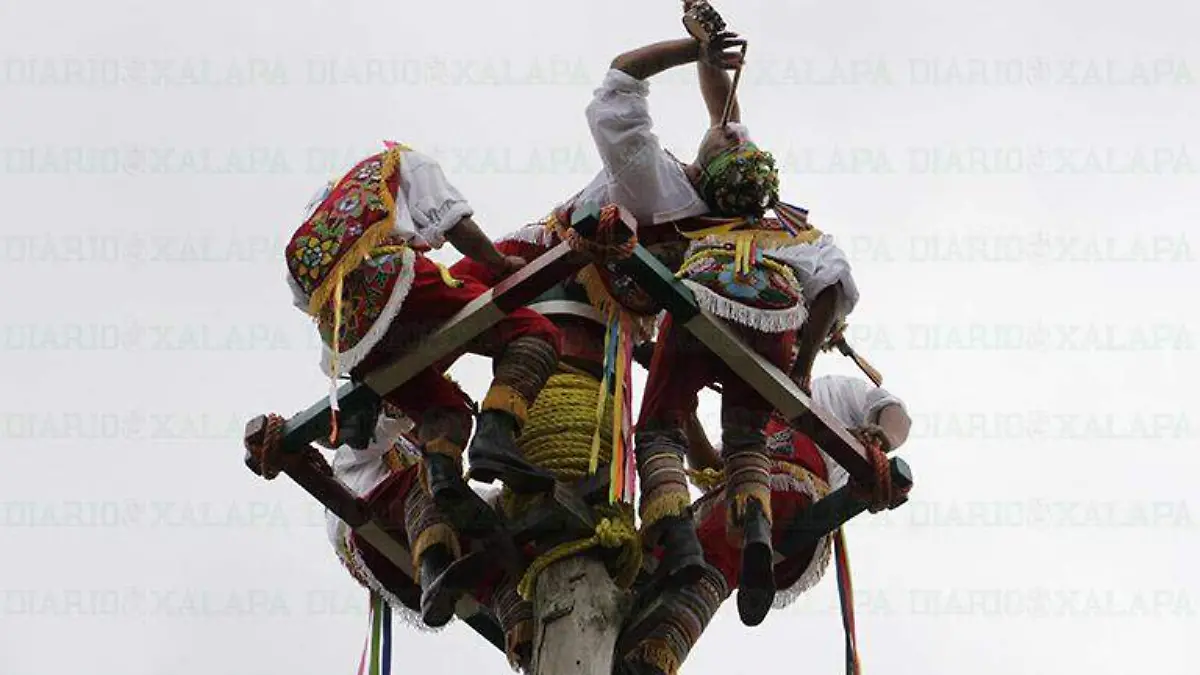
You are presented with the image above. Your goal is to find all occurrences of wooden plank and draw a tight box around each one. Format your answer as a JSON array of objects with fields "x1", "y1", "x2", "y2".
[
  {"x1": 248, "y1": 435, "x2": 505, "y2": 652},
  {"x1": 775, "y1": 456, "x2": 913, "y2": 558},
  {"x1": 276, "y1": 240, "x2": 594, "y2": 455},
  {"x1": 614, "y1": 245, "x2": 876, "y2": 487}
]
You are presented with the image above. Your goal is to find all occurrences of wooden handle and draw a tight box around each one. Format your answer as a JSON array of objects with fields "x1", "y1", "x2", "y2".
[
  {"x1": 836, "y1": 338, "x2": 883, "y2": 386},
  {"x1": 720, "y1": 43, "x2": 747, "y2": 127}
]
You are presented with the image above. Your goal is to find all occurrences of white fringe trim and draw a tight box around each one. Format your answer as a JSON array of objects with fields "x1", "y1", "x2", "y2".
[
  {"x1": 773, "y1": 532, "x2": 833, "y2": 610},
  {"x1": 319, "y1": 247, "x2": 418, "y2": 376},
  {"x1": 681, "y1": 280, "x2": 808, "y2": 333},
  {"x1": 335, "y1": 523, "x2": 449, "y2": 633}
]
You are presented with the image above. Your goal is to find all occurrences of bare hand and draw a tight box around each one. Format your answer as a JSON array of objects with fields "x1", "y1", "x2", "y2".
[
  {"x1": 701, "y1": 31, "x2": 745, "y2": 70},
  {"x1": 493, "y1": 254, "x2": 527, "y2": 278}
]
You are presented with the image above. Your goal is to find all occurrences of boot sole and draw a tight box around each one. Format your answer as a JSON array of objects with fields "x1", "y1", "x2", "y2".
[
  {"x1": 421, "y1": 589, "x2": 458, "y2": 628},
  {"x1": 737, "y1": 538, "x2": 775, "y2": 626}
]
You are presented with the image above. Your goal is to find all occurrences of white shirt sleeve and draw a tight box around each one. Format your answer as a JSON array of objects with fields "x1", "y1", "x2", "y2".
[
  {"x1": 585, "y1": 69, "x2": 704, "y2": 226},
  {"x1": 810, "y1": 374, "x2": 906, "y2": 489},
  {"x1": 395, "y1": 150, "x2": 474, "y2": 249}
]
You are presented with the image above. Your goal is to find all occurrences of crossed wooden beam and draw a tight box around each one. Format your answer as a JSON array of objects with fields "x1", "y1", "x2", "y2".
[{"x1": 244, "y1": 205, "x2": 913, "y2": 654}]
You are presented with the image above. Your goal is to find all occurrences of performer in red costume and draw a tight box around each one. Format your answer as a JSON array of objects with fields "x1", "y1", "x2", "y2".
[
  {"x1": 284, "y1": 142, "x2": 564, "y2": 543},
  {"x1": 616, "y1": 373, "x2": 911, "y2": 675}
]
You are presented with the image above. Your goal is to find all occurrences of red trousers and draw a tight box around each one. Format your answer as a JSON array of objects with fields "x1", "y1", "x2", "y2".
[
  {"x1": 637, "y1": 314, "x2": 796, "y2": 428},
  {"x1": 350, "y1": 253, "x2": 560, "y2": 423}
]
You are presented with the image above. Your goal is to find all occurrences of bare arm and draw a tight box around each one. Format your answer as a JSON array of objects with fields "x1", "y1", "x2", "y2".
[
  {"x1": 444, "y1": 216, "x2": 518, "y2": 275},
  {"x1": 611, "y1": 38, "x2": 702, "y2": 81},
  {"x1": 698, "y1": 59, "x2": 740, "y2": 125},
  {"x1": 684, "y1": 412, "x2": 723, "y2": 470}
]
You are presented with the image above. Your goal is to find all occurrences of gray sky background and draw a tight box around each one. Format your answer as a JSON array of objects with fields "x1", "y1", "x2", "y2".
[{"x1": 1, "y1": 0, "x2": 1197, "y2": 673}]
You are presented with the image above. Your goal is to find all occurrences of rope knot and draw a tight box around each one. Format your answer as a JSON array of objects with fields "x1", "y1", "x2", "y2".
[
  {"x1": 594, "y1": 517, "x2": 634, "y2": 548},
  {"x1": 245, "y1": 413, "x2": 286, "y2": 480},
  {"x1": 848, "y1": 424, "x2": 909, "y2": 512}
]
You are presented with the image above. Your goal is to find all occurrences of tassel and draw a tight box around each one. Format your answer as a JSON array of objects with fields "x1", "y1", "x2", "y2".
[
  {"x1": 772, "y1": 200, "x2": 810, "y2": 236},
  {"x1": 588, "y1": 317, "x2": 614, "y2": 476},
  {"x1": 328, "y1": 274, "x2": 345, "y2": 445},
  {"x1": 834, "y1": 529, "x2": 861, "y2": 675}
]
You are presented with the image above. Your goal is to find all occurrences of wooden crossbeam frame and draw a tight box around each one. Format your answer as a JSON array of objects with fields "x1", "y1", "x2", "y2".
[
  {"x1": 248, "y1": 214, "x2": 627, "y2": 655},
  {"x1": 248, "y1": 204, "x2": 913, "y2": 657},
  {"x1": 273, "y1": 240, "x2": 595, "y2": 455}
]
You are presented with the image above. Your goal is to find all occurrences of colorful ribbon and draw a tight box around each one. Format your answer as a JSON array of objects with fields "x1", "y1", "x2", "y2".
[
  {"x1": 833, "y1": 528, "x2": 861, "y2": 675},
  {"x1": 356, "y1": 592, "x2": 392, "y2": 675}
]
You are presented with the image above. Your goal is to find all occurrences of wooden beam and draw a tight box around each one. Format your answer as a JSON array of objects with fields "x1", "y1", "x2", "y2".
[
  {"x1": 244, "y1": 418, "x2": 505, "y2": 652},
  {"x1": 775, "y1": 456, "x2": 913, "y2": 558},
  {"x1": 614, "y1": 246, "x2": 877, "y2": 487},
  {"x1": 275, "y1": 240, "x2": 595, "y2": 455}
]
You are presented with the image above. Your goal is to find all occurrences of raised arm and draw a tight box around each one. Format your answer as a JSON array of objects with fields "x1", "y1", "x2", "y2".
[
  {"x1": 586, "y1": 36, "x2": 745, "y2": 225},
  {"x1": 698, "y1": 56, "x2": 740, "y2": 124}
]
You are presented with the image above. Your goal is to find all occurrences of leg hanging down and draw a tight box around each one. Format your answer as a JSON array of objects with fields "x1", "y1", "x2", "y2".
[
  {"x1": 467, "y1": 336, "x2": 560, "y2": 493},
  {"x1": 400, "y1": 481, "x2": 464, "y2": 628},
  {"x1": 635, "y1": 424, "x2": 708, "y2": 593},
  {"x1": 419, "y1": 407, "x2": 504, "y2": 538},
  {"x1": 721, "y1": 405, "x2": 776, "y2": 627}
]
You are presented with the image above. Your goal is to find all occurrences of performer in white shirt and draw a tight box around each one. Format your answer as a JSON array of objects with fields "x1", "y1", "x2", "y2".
[
  {"x1": 285, "y1": 142, "x2": 564, "y2": 557},
  {"x1": 497, "y1": 15, "x2": 862, "y2": 627}
]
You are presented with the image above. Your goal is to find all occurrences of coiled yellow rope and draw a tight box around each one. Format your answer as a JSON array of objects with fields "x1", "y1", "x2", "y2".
[{"x1": 507, "y1": 365, "x2": 642, "y2": 600}]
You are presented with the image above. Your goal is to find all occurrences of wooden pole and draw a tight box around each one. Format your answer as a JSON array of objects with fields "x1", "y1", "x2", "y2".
[{"x1": 531, "y1": 555, "x2": 629, "y2": 675}]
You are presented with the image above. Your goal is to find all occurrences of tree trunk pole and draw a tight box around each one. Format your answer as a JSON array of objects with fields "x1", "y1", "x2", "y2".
[{"x1": 531, "y1": 555, "x2": 629, "y2": 675}]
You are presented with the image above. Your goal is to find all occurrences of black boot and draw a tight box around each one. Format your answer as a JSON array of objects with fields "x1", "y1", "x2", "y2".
[
  {"x1": 424, "y1": 453, "x2": 503, "y2": 537},
  {"x1": 736, "y1": 498, "x2": 776, "y2": 626},
  {"x1": 417, "y1": 543, "x2": 459, "y2": 628},
  {"x1": 652, "y1": 515, "x2": 708, "y2": 590},
  {"x1": 466, "y1": 410, "x2": 556, "y2": 493}
]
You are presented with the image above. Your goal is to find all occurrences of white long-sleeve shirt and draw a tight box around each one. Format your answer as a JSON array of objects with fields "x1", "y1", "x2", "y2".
[
  {"x1": 578, "y1": 68, "x2": 859, "y2": 319},
  {"x1": 811, "y1": 374, "x2": 907, "y2": 490}
]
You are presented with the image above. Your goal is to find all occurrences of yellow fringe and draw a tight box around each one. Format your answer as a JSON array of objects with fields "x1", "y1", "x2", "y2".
[
  {"x1": 640, "y1": 491, "x2": 693, "y2": 527},
  {"x1": 306, "y1": 145, "x2": 406, "y2": 317},
  {"x1": 676, "y1": 246, "x2": 801, "y2": 289},
  {"x1": 629, "y1": 640, "x2": 682, "y2": 675},
  {"x1": 681, "y1": 225, "x2": 824, "y2": 248},
  {"x1": 482, "y1": 384, "x2": 531, "y2": 427},
  {"x1": 411, "y1": 523, "x2": 462, "y2": 584}
]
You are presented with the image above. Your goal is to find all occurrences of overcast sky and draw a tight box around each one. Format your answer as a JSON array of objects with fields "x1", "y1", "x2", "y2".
[{"x1": 1, "y1": 0, "x2": 1197, "y2": 673}]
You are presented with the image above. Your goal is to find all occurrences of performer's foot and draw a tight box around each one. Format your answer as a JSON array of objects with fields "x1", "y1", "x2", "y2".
[
  {"x1": 466, "y1": 411, "x2": 556, "y2": 494},
  {"x1": 424, "y1": 453, "x2": 504, "y2": 537},
  {"x1": 418, "y1": 543, "x2": 460, "y2": 628},
  {"x1": 736, "y1": 499, "x2": 776, "y2": 626},
  {"x1": 652, "y1": 515, "x2": 708, "y2": 589}
]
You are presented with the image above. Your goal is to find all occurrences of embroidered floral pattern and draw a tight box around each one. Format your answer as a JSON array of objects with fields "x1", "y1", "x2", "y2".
[
  {"x1": 285, "y1": 150, "x2": 400, "y2": 299},
  {"x1": 682, "y1": 248, "x2": 800, "y2": 311},
  {"x1": 317, "y1": 251, "x2": 406, "y2": 352}
]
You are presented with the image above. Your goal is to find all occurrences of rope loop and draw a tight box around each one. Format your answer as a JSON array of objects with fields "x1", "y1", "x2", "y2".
[
  {"x1": 247, "y1": 413, "x2": 287, "y2": 480},
  {"x1": 848, "y1": 424, "x2": 908, "y2": 512}
]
